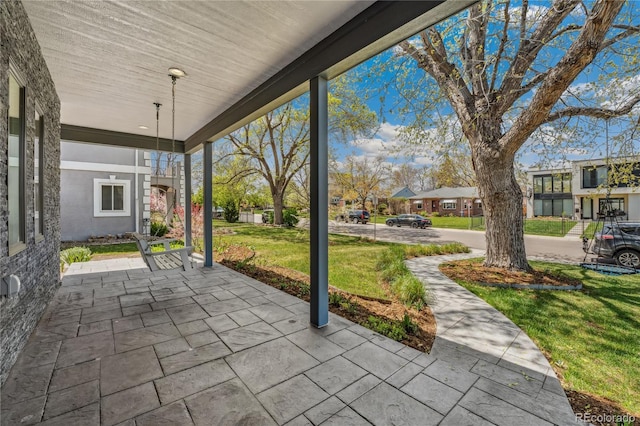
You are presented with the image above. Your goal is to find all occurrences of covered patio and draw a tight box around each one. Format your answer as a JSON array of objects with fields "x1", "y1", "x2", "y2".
[
  {"x1": 0, "y1": 258, "x2": 579, "y2": 425},
  {"x1": 1, "y1": 1, "x2": 579, "y2": 424}
]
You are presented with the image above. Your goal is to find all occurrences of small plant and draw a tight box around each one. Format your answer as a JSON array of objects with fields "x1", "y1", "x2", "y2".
[
  {"x1": 391, "y1": 274, "x2": 426, "y2": 309},
  {"x1": 365, "y1": 316, "x2": 407, "y2": 341},
  {"x1": 329, "y1": 292, "x2": 348, "y2": 306},
  {"x1": 400, "y1": 312, "x2": 418, "y2": 334},
  {"x1": 265, "y1": 210, "x2": 274, "y2": 224},
  {"x1": 150, "y1": 221, "x2": 168, "y2": 237},
  {"x1": 60, "y1": 246, "x2": 92, "y2": 270},
  {"x1": 223, "y1": 200, "x2": 239, "y2": 223},
  {"x1": 283, "y1": 208, "x2": 299, "y2": 227}
]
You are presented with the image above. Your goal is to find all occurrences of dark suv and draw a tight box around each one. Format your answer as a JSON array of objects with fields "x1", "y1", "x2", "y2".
[
  {"x1": 584, "y1": 222, "x2": 640, "y2": 268},
  {"x1": 336, "y1": 210, "x2": 370, "y2": 224}
]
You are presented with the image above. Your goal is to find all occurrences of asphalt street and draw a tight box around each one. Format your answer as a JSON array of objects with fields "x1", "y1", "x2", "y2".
[{"x1": 328, "y1": 221, "x2": 586, "y2": 264}]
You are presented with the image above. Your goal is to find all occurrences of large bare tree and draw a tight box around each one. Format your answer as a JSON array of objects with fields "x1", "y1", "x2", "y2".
[
  {"x1": 397, "y1": 0, "x2": 640, "y2": 270},
  {"x1": 331, "y1": 155, "x2": 390, "y2": 210},
  {"x1": 226, "y1": 104, "x2": 309, "y2": 225}
]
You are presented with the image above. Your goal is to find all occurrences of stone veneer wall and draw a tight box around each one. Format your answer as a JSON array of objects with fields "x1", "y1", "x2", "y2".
[{"x1": 0, "y1": 1, "x2": 61, "y2": 385}]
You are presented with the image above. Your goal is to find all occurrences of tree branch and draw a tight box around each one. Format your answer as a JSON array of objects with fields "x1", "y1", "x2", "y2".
[
  {"x1": 497, "y1": 0, "x2": 581, "y2": 116},
  {"x1": 399, "y1": 32, "x2": 475, "y2": 127},
  {"x1": 490, "y1": 0, "x2": 511, "y2": 92},
  {"x1": 600, "y1": 25, "x2": 640, "y2": 50},
  {"x1": 545, "y1": 93, "x2": 640, "y2": 122},
  {"x1": 501, "y1": 0, "x2": 626, "y2": 156}
]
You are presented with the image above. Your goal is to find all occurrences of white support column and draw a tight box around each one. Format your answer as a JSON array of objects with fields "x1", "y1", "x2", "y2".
[{"x1": 309, "y1": 76, "x2": 329, "y2": 328}]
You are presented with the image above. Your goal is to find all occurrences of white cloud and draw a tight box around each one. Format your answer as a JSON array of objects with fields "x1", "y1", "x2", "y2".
[
  {"x1": 505, "y1": 5, "x2": 550, "y2": 25},
  {"x1": 600, "y1": 74, "x2": 640, "y2": 109},
  {"x1": 376, "y1": 122, "x2": 403, "y2": 142}
]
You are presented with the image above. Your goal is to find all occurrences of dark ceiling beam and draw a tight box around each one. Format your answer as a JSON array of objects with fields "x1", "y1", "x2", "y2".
[
  {"x1": 61, "y1": 124, "x2": 185, "y2": 153},
  {"x1": 184, "y1": 0, "x2": 475, "y2": 154}
]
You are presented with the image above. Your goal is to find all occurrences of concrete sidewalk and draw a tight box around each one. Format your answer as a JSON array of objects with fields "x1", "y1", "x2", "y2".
[
  {"x1": 1, "y1": 256, "x2": 580, "y2": 425},
  {"x1": 407, "y1": 251, "x2": 581, "y2": 425}
]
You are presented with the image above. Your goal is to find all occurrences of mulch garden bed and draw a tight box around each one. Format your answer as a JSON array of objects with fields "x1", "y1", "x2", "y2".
[
  {"x1": 440, "y1": 259, "x2": 582, "y2": 287},
  {"x1": 216, "y1": 244, "x2": 436, "y2": 353}
]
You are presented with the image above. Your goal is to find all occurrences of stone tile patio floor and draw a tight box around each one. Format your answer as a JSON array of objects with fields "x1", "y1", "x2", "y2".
[{"x1": 0, "y1": 254, "x2": 582, "y2": 425}]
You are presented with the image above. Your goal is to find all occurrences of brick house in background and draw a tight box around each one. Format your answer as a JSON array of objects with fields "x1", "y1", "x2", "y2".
[{"x1": 409, "y1": 187, "x2": 483, "y2": 217}]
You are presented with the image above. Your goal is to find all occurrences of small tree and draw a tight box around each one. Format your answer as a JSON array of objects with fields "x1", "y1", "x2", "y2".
[
  {"x1": 222, "y1": 199, "x2": 239, "y2": 223},
  {"x1": 331, "y1": 155, "x2": 389, "y2": 209},
  {"x1": 167, "y1": 204, "x2": 205, "y2": 253}
]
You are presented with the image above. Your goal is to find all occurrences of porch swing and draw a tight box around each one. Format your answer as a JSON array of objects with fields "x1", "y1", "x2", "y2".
[
  {"x1": 150, "y1": 70, "x2": 184, "y2": 237},
  {"x1": 580, "y1": 120, "x2": 638, "y2": 276},
  {"x1": 132, "y1": 69, "x2": 193, "y2": 271}
]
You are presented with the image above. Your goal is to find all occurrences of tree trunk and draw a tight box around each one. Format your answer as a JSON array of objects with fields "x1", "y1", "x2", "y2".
[
  {"x1": 473, "y1": 140, "x2": 530, "y2": 271},
  {"x1": 272, "y1": 191, "x2": 284, "y2": 225}
]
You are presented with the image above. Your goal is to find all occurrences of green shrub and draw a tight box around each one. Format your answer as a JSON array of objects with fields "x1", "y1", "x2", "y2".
[
  {"x1": 265, "y1": 210, "x2": 274, "y2": 224},
  {"x1": 150, "y1": 221, "x2": 168, "y2": 237},
  {"x1": 365, "y1": 316, "x2": 407, "y2": 341},
  {"x1": 223, "y1": 200, "x2": 239, "y2": 223},
  {"x1": 376, "y1": 245, "x2": 404, "y2": 270},
  {"x1": 60, "y1": 246, "x2": 92, "y2": 268},
  {"x1": 329, "y1": 292, "x2": 348, "y2": 306},
  {"x1": 400, "y1": 313, "x2": 418, "y2": 334},
  {"x1": 391, "y1": 274, "x2": 426, "y2": 309},
  {"x1": 380, "y1": 258, "x2": 408, "y2": 283},
  {"x1": 283, "y1": 208, "x2": 299, "y2": 227}
]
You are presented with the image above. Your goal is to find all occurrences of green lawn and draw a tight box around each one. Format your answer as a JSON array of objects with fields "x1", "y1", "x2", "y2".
[
  {"x1": 447, "y1": 259, "x2": 640, "y2": 415},
  {"x1": 523, "y1": 218, "x2": 577, "y2": 236},
  {"x1": 215, "y1": 223, "x2": 393, "y2": 299},
  {"x1": 88, "y1": 242, "x2": 138, "y2": 254},
  {"x1": 373, "y1": 215, "x2": 577, "y2": 236}
]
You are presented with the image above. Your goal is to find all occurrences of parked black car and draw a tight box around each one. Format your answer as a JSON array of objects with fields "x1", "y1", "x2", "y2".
[
  {"x1": 336, "y1": 210, "x2": 370, "y2": 224},
  {"x1": 583, "y1": 222, "x2": 640, "y2": 268},
  {"x1": 386, "y1": 214, "x2": 432, "y2": 229}
]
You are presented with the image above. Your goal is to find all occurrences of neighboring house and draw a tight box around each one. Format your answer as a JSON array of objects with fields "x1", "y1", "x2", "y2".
[
  {"x1": 385, "y1": 186, "x2": 417, "y2": 214},
  {"x1": 526, "y1": 157, "x2": 640, "y2": 220},
  {"x1": 60, "y1": 143, "x2": 185, "y2": 241},
  {"x1": 389, "y1": 186, "x2": 416, "y2": 199},
  {"x1": 409, "y1": 187, "x2": 483, "y2": 217}
]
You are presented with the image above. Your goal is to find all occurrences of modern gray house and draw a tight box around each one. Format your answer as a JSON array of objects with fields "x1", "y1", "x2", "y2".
[
  {"x1": 60, "y1": 141, "x2": 151, "y2": 241},
  {"x1": 1, "y1": 0, "x2": 470, "y2": 388},
  {"x1": 59, "y1": 141, "x2": 185, "y2": 241}
]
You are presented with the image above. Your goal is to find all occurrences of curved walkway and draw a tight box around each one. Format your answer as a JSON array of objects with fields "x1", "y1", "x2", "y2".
[{"x1": 406, "y1": 251, "x2": 583, "y2": 425}]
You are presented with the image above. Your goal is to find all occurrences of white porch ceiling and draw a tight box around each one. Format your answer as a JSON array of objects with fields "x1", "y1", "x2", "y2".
[
  {"x1": 23, "y1": 0, "x2": 375, "y2": 141},
  {"x1": 23, "y1": 0, "x2": 474, "y2": 149}
]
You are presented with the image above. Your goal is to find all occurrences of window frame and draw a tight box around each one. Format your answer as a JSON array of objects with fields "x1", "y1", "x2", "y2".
[
  {"x1": 34, "y1": 104, "x2": 45, "y2": 241},
  {"x1": 442, "y1": 202, "x2": 457, "y2": 210},
  {"x1": 93, "y1": 178, "x2": 131, "y2": 217},
  {"x1": 8, "y1": 62, "x2": 27, "y2": 255}
]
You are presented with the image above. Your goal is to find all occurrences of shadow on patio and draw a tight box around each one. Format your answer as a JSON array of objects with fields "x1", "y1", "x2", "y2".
[{"x1": 1, "y1": 257, "x2": 579, "y2": 425}]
